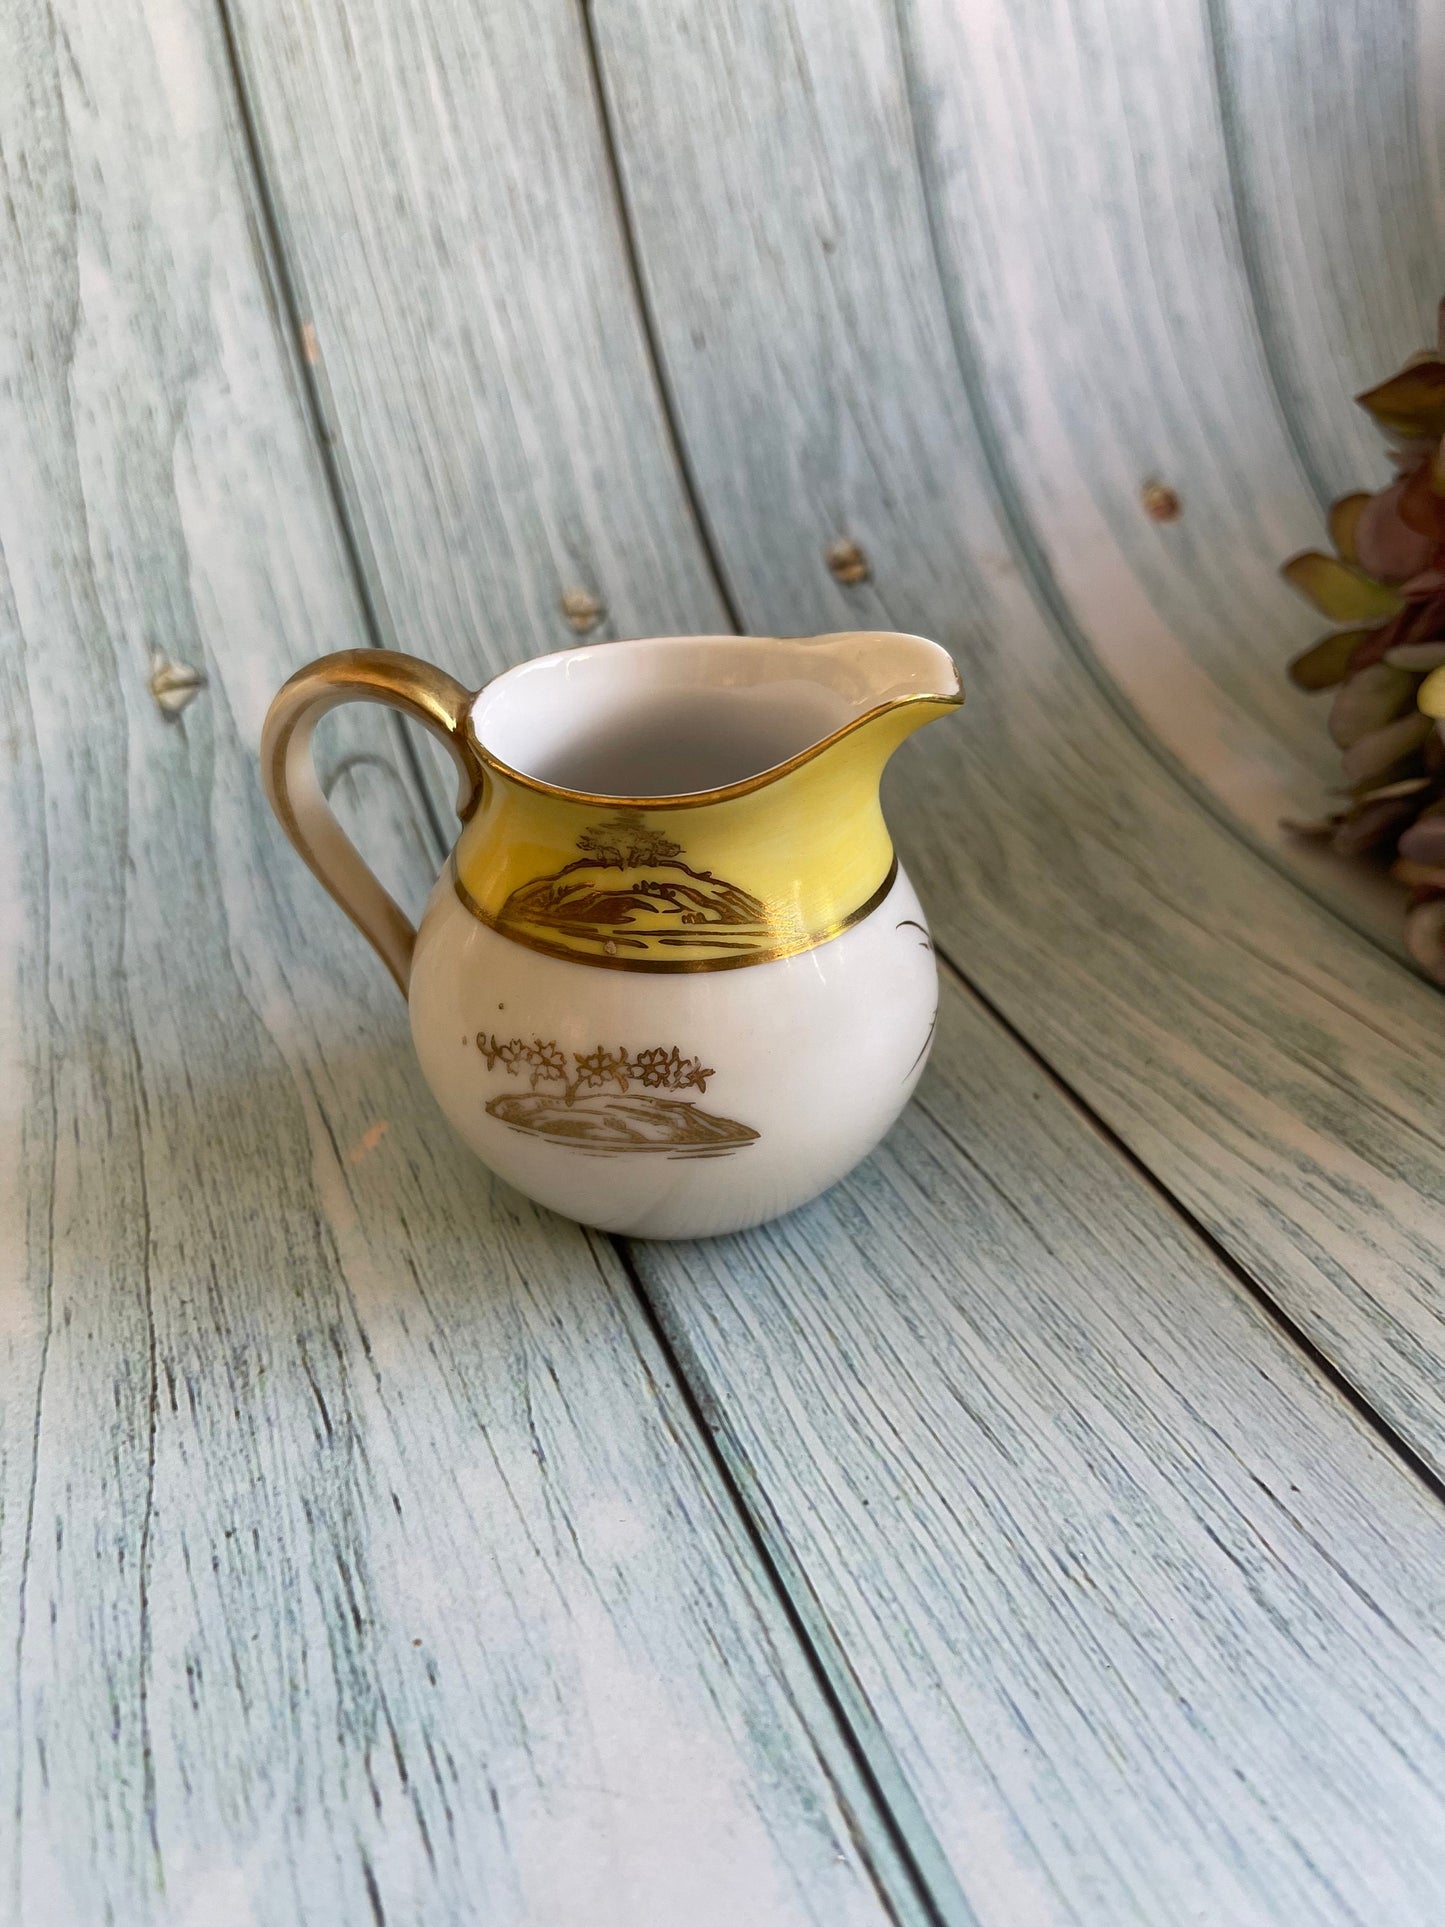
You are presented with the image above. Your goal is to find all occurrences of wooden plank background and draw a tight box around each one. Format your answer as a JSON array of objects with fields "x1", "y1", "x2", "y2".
[
  {"x1": 5, "y1": 0, "x2": 1445, "y2": 1919},
  {"x1": 0, "y1": 2, "x2": 924, "y2": 1920},
  {"x1": 589, "y1": 0, "x2": 1445, "y2": 1460}
]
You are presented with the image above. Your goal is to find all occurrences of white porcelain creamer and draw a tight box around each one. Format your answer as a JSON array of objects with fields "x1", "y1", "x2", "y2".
[{"x1": 262, "y1": 632, "x2": 962, "y2": 1238}]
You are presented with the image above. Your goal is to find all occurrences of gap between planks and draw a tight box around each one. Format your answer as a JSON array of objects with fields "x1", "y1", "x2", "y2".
[
  {"x1": 920, "y1": 939, "x2": 1445, "y2": 1517},
  {"x1": 577, "y1": 0, "x2": 747, "y2": 636},
  {"x1": 212, "y1": 0, "x2": 453, "y2": 860},
  {"x1": 607, "y1": 1232, "x2": 963, "y2": 1927},
  {"x1": 1196, "y1": 0, "x2": 1336, "y2": 510},
  {"x1": 206, "y1": 3, "x2": 1445, "y2": 1911}
]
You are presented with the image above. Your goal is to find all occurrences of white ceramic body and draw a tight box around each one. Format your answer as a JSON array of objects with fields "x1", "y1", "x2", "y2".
[
  {"x1": 410, "y1": 864, "x2": 938, "y2": 1239},
  {"x1": 262, "y1": 631, "x2": 962, "y2": 1238}
]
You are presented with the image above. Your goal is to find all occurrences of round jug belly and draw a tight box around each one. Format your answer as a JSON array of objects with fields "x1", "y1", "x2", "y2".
[{"x1": 409, "y1": 865, "x2": 939, "y2": 1239}]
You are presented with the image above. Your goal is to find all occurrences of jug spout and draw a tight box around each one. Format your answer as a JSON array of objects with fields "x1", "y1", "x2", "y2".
[
  {"x1": 799, "y1": 628, "x2": 963, "y2": 712},
  {"x1": 787, "y1": 629, "x2": 963, "y2": 775},
  {"x1": 706, "y1": 630, "x2": 961, "y2": 949}
]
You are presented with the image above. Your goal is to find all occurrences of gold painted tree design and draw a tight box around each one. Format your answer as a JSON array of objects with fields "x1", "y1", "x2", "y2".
[
  {"x1": 495, "y1": 811, "x2": 771, "y2": 960},
  {"x1": 473, "y1": 1031, "x2": 757, "y2": 1155},
  {"x1": 573, "y1": 814, "x2": 682, "y2": 867},
  {"x1": 476, "y1": 1033, "x2": 713, "y2": 1104}
]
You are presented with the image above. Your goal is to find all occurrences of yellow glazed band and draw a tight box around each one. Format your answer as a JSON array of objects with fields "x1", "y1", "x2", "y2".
[{"x1": 450, "y1": 694, "x2": 960, "y2": 972}]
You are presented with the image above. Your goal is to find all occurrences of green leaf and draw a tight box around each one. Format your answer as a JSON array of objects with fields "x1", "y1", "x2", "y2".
[
  {"x1": 1356, "y1": 361, "x2": 1445, "y2": 440},
  {"x1": 1281, "y1": 552, "x2": 1404, "y2": 622},
  {"x1": 1288, "y1": 627, "x2": 1374, "y2": 690}
]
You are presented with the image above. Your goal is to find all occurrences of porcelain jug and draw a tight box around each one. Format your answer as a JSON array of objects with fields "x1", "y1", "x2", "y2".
[{"x1": 261, "y1": 632, "x2": 962, "y2": 1238}]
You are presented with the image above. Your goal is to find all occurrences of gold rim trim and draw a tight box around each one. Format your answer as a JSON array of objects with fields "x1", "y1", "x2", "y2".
[
  {"x1": 464, "y1": 689, "x2": 963, "y2": 811},
  {"x1": 450, "y1": 853, "x2": 901, "y2": 971}
]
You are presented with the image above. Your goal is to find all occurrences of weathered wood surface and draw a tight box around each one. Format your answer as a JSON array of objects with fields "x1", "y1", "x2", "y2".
[
  {"x1": 593, "y1": 0, "x2": 1445, "y2": 1471},
  {"x1": 890, "y1": 0, "x2": 1438, "y2": 942},
  {"x1": 211, "y1": 0, "x2": 1445, "y2": 1911},
  {"x1": 0, "y1": 3, "x2": 930, "y2": 1920},
  {"x1": 635, "y1": 967, "x2": 1445, "y2": 1926},
  {"x1": 223, "y1": 0, "x2": 729, "y2": 676},
  {"x1": 1211, "y1": 0, "x2": 1445, "y2": 497},
  {"x1": 8, "y1": 0, "x2": 1445, "y2": 1919}
]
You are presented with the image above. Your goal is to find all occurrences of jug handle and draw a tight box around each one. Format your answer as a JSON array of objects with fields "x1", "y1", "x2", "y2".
[{"x1": 261, "y1": 649, "x2": 485, "y2": 997}]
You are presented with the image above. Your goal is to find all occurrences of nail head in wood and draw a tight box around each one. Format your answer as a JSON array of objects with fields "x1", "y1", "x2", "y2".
[
  {"x1": 1141, "y1": 480, "x2": 1182, "y2": 522},
  {"x1": 826, "y1": 539, "x2": 870, "y2": 584},
  {"x1": 561, "y1": 588, "x2": 605, "y2": 632},
  {"x1": 148, "y1": 651, "x2": 206, "y2": 719}
]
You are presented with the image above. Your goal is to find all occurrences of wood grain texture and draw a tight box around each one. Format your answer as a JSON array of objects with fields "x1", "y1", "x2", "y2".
[
  {"x1": 1210, "y1": 0, "x2": 1445, "y2": 498},
  {"x1": 0, "y1": 3, "x2": 925, "y2": 1919},
  {"x1": 221, "y1": 0, "x2": 730, "y2": 684},
  {"x1": 890, "y1": 0, "x2": 1429, "y2": 943},
  {"x1": 591, "y1": 0, "x2": 1445, "y2": 1471},
  {"x1": 14, "y1": 1, "x2": 1443, "y2": 1921},
  {"x1": 280, "y1": 0, "x2": 1445, "y2": 1904},
  {"x1": 633, "y1": 965, "x2": 1445, "y2": 1925}
]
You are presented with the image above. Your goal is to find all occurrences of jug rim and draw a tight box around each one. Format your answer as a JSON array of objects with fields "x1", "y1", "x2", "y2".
[{"x1": 464, "y1": 631, "x2": 963, "y2": 811}]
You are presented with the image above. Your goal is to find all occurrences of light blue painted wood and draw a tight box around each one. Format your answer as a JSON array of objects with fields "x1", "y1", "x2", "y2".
[
  {"x1": 0, "y1": 1, "x2": 938, "y2": 1919},
  {"x1": 10, "y1": 0, "x2": 1445, "y2": 1919},
  {"x1": 591, "y1": 0, "x2": 1445, "y2": 1468},
  {"x1": 237, "y1": 0, "x2": 1445, "y2": 1908},
  {"x1": 634, "y1": 966, "x2": 1445, "y2": 1925},
  {"x1": 889, "y1": 0, "x2": 1427, "y2": 933},
  {"x1": 222, "y1": 0, "x2": 731, "y2": 682},
  {"x1": 1210, "y1": 0, "x2": 1445, "y2": 498}
]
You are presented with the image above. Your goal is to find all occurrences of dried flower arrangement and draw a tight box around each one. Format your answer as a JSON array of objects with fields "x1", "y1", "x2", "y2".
[{"x1": 1282, "y1": 303, "x2": 1445, "y2": 980}]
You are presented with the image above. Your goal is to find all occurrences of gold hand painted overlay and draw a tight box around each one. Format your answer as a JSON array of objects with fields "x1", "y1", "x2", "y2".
[
  {"x1": 474, "y1": 1033, "x2": 759, "y2": 1155},
  {"x1": 450, "y1": 691, "x2": 961, "y2": 972}
]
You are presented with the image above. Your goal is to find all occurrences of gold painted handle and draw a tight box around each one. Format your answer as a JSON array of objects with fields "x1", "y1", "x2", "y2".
[{"x1": 261, "y1": 649, "x2": 484, "y2": 996}]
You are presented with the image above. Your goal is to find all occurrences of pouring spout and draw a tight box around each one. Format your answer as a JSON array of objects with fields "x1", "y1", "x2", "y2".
[
  {"x1": 792, "y1": 631, "x2": 963, "y2": 778},
  {"x1": 803, "y1": 630, "x2": 963, "y2": 716}
]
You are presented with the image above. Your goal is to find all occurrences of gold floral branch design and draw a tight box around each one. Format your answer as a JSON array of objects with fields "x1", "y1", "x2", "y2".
[{"x1": 475, "y1": 1033, "x2": 714, "y2": 1104}]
